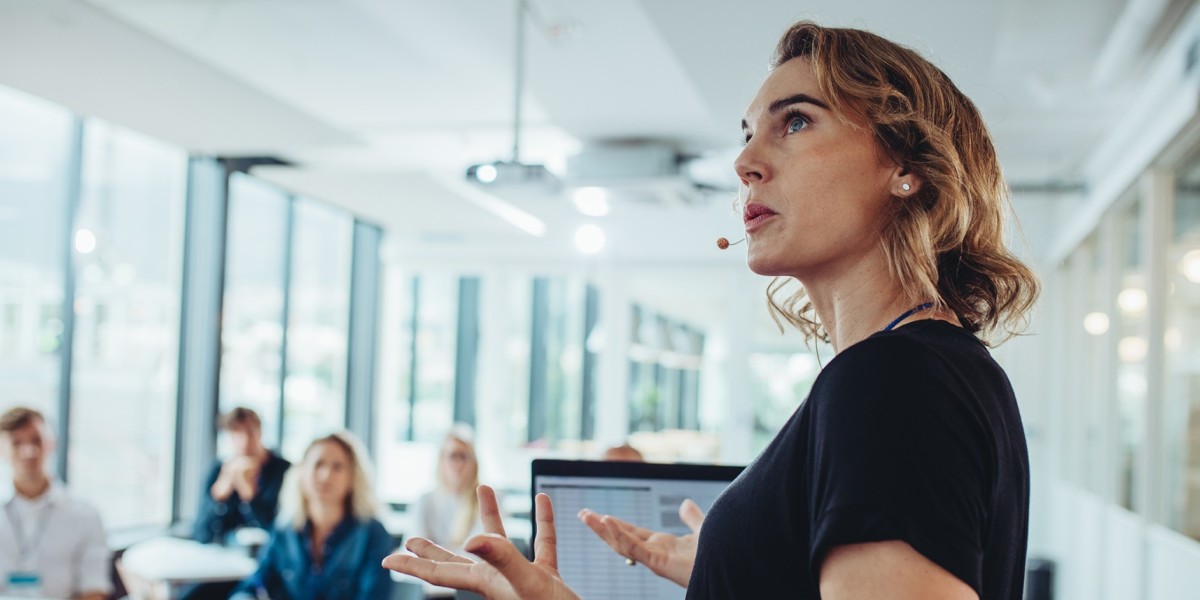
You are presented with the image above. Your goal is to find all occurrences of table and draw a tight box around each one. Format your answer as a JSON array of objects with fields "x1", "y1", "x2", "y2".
[{"x1": 118, "y1": 536, "x2": 258, "y2": 599}]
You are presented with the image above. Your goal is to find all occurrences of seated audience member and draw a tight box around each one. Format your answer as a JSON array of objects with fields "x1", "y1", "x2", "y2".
[
  {"x1": 0, "y1": 406, "x2": 110, "y2": 600},
  {"x1": 231, "y1": 432, "x2": 393, "y2": 600},
  {"x1": 410, "y1": 425, "x2": 483, "y2": 550},
  {"x1": 602, "y1": 442, "x2": 645, "y2": 462},
  {"x1": 194, "y1": 407, "x2": 291, "y2": 544}
]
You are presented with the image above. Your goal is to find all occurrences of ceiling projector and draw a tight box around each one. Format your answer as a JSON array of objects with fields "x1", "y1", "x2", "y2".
[{"x1": 465, "y1": 160, "x2": 558, "y2": 188}]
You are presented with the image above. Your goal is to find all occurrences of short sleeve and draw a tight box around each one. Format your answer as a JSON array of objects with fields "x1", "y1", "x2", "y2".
[
  {"x1": 75, "y1": 503, "x2": 113, "y2": 595},
  {"x1": 805, "y1": 336, "x2": 991, "y2": 594}
]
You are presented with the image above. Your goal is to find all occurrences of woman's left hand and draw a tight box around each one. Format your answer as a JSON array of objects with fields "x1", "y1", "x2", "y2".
[{"x1": 382, "y1": 485, "x2": 581, "y2": 600}]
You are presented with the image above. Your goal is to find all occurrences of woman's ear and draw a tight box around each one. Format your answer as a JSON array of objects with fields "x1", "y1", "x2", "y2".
[{"x1": 891, "y1": 166, "x2": 922, "y2": 197}]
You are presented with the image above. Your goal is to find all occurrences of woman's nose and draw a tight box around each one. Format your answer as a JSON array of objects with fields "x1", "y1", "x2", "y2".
[{"x1": 734, "y1": 142, "x2": 766, "y2": 186}]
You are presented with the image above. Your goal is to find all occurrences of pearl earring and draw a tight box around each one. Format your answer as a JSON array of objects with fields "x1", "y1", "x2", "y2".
[{"x1": 901, "y1": 183, "x2": 911, "y2": 192}]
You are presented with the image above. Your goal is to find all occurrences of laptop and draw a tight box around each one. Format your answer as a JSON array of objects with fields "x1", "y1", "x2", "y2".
[{"x1": 530, "y1": 459, "x2": 743, "y2": 600}]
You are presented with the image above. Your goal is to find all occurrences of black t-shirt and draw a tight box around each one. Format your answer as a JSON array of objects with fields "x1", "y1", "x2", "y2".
[{"x1": 687, "y1": 320, "x2": 1028, "y2": 599}]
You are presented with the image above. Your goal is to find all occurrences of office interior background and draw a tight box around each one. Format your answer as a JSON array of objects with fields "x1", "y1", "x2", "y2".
[{"x1": 3, "y1": 0, "x2": 1200, "y2": 598}]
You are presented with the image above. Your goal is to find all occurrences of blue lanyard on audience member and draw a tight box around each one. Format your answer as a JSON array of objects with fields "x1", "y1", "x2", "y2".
[{"x1": 5, "y1": 500, "x2": 52, "y2": 568}]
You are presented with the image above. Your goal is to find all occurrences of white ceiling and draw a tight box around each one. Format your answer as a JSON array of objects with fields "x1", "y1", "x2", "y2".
[{"x1": 0, "y1": 0, "x2": 1172, "y2": 344}]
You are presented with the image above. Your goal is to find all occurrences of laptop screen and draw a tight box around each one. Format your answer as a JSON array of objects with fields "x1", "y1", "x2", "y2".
[{"x1": 531, "y1": 459, "x2": 743, "y2": 600}]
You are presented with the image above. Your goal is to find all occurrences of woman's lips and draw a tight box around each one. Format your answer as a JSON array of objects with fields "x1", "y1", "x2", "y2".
[{"x1": 743, "y1": 203, "x2": 778, "y2": 233}]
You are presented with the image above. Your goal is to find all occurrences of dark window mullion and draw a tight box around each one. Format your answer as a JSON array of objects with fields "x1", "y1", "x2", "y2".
[
  {"x1": 55, "y1": 118, "x2": 84, "y2": 482},
  {"x1": 276, "y1": 196, "x2": 296, "y2": 449}
]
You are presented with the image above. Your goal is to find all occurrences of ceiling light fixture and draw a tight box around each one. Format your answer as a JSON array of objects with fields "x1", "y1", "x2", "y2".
[
  {"x1": 574, "y1": 224, "x2": 605, "y2": 254},
  {"x1": 465, "y1": 0, "x2": 556, "y2": 189},
  {"x1": 572, "y1": 187, "x2": 610, "y2": 216}
]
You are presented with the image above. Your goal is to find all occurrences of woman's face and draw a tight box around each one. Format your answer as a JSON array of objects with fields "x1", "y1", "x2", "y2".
[
  {"x1": 303, "y1": 440, "x2": 354, "y2": 507},
  {"x1": 440, "y1": 438, "x2": 475, "y2": 493},
  {"x1": 736, "y1": 57, "x2": 902, "y2": 281}
]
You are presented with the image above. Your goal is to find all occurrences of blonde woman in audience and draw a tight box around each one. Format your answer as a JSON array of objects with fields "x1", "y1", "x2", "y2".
[
  {"x1": 231, "y1": 432, "x2": 393, "y2": 600},
  {"x1": 410, "y1": 425, "x2": 482, "y2": 549}
]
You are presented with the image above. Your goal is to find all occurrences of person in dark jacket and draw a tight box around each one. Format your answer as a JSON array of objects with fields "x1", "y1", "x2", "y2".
[{"x1": 193, "y1": 407, "x2": 290, "y2": 544}]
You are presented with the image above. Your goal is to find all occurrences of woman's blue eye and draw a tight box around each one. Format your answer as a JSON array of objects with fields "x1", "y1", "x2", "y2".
[{"x1": 787, "y1": 116, "x2": 808, "y2": 133}]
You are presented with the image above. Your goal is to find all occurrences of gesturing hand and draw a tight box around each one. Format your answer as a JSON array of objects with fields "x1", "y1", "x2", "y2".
[
  {"x1": 578, "y1": 498, "x2": 706, "y2": 588},
  {"x1": 382, "y1": 486, "x2": 581, "y2": 600}
]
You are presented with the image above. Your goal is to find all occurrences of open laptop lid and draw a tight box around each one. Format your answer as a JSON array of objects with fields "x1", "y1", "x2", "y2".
[{"x1": 530, "y1": 459, "x2": 743, "y2": 600}]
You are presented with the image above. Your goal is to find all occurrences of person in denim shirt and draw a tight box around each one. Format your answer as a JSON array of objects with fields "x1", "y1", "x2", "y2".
[{"x1": 232, "y1": 432, "x2": 394, "y2": 600}]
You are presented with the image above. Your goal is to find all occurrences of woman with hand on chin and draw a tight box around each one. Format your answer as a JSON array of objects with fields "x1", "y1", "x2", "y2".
[
  {"x1": 232, "y1": 432, "x2": 393, "y2": 600},
  {"x1": 383, "y1": 20, "x2": 1038, "y2": 600}
]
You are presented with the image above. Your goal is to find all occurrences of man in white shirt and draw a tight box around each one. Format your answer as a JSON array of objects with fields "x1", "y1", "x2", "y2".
[{"x1": 0, "y1": 406, "x2": 110, "y2": 599}]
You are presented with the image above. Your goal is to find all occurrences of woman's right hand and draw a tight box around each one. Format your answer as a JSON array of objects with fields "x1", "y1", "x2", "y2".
[
  {"x1": 383, "y1": 486, "x2": 580, "y2": 600},
  {"x1": 578, "y1": 498, "x2": 706, "y2": 588}
]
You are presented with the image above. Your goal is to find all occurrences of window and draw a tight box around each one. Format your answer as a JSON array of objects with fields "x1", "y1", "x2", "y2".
[
  {"x1": 0, "y1": 85, "x2": 74, "y2": 425},
  {"x1": 374, "y1": 269, "x2": 461, "y2": 503},
  {"x1": 1114, "y1": 201, "x2": 1146, "y2": 511},
  {"x1": 219, "y1": 174, "x2": 289, "y2": 450},
  {"x1": 412, "y1": 273, "x2": 459, "y2": 444},
  {"x1": 281, "y1": 198, "x2": 353, "y2": 461},
  {"x1": 540, "y1": 277, "x2": 586, "y2": 443},
  {"x1": 67, "y1": 120, "x2": 186, "y2": 529},
  {"x1": 627, "y1": 307, "x2": 706, "y2": 434},
  {"x1": 749, "y1": 352, "x2": 819, "y2": 454},
  {"x1": 1166, "y1": 161, "x2": 1200, "y2": 539}
]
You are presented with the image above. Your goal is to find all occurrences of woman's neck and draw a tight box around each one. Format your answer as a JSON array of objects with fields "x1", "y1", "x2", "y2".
[
  {"x1": 309, "y1": 500, "x2": 346, "y2": 533},
  {"x1": 800, "y1": 249, "x2": 920, "y2": 353}
]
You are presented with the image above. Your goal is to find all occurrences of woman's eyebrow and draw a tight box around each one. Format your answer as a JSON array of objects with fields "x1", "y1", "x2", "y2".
[
  {"x1": 741, "y1": 92, "x2": 831, "y2": 133},
  {"x1": 768, "y1": 93, "x2": 831, "y2": 113}
]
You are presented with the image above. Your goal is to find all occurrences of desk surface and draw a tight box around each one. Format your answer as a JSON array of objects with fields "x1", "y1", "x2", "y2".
[{"x1": 121, "y1": 536, "x2": 258, "y2": 583}]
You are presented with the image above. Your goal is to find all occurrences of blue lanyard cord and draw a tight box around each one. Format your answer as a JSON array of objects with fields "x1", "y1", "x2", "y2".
[{"x1": 881, "y1": 302, "x2": 934, "y2": 332}]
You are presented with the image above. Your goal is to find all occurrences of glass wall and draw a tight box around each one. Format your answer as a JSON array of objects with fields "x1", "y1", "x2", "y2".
[
  {"x1": 67, "y1": 121, "x2": 186, "y2": 529},
  {"x1": 0, "y1": 83, "x2": 382, "y2": 531},
  {"x1": 627, "y1": 305, "x2": 705, "y2": 434},
  {"x1": 1115, "y1": 201, "x2": 1147, "y2": 511},
  {"x1": 219, "y1": 174, "x2": 289, "y2": 450},
  {"x1": 1167, "y1": 158, "x2": 1200, "y2": 539},
  {"x1": 749, "y1": 352, "x2": 819, "y2": 454},
  {"x1": 374, "y1": 271, "x2": 458, "y2": 503},
  {"x1": 536, "y1": 277, "x2": 586, "y2": 444},
  {"x1": 281, "y1": 198, "x2": 354, "y2": 460},
  {"x1": 412, "y1": 273, "x2": 459, "y2": 444},
  {"x1": 0, "y1": 86, "x2": 74, "y2": 426}
]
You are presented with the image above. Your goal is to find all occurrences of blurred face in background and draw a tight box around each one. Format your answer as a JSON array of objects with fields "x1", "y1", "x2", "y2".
[
  {"x1": 303, "y1": 440, "x2": 354, "y2": 508},
  {"x1": 440, "y1": 437, "x2": 476, "y2": 495},
  {"x1": 0, "y1": 418, "x2": 53, "y2": 479},
  {"x1": 227, "y1": 422, "x2": 264, "y2": 458}
]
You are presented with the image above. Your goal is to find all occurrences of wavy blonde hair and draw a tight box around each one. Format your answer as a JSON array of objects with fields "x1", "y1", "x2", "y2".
[
  {"x1": 765, "y1": 21, "x2": 1039, "y2": 346},
  {"x1": 280, "y1": 431, "x2": 379, "y2": 530}
]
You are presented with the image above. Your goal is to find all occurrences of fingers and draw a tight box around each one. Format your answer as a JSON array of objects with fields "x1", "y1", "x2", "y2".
[
  {"x1": 603, "y1": 518, "x2": 656, "y2": 567},
  {"x1": 381, "y1": 552, "x2": 479, "y2": 592},
  {"x1": 404, "y1": 537, "x2": 472, "y2": 564},
  {"x1": 579, "y1": 509, "x2": 620, "y2": 550},
  {"x1": 464, "y1": 533, "x2": 546, "y2": 598},
  {"x1": 599, "y1": 514, "x2": 655, "y2": 541},
  {"x1": 679, "y1": 499, "x2": 706, "y2": 534},
  {"x1": 532, "y1": 493, "x2": 558, "y2": 570},
  {"x1": 579, "y1": 511, "x2": 652, "y2": 562},
  {"x1": 477, "y1": 485, "x2": 507, "y2": 538}
]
